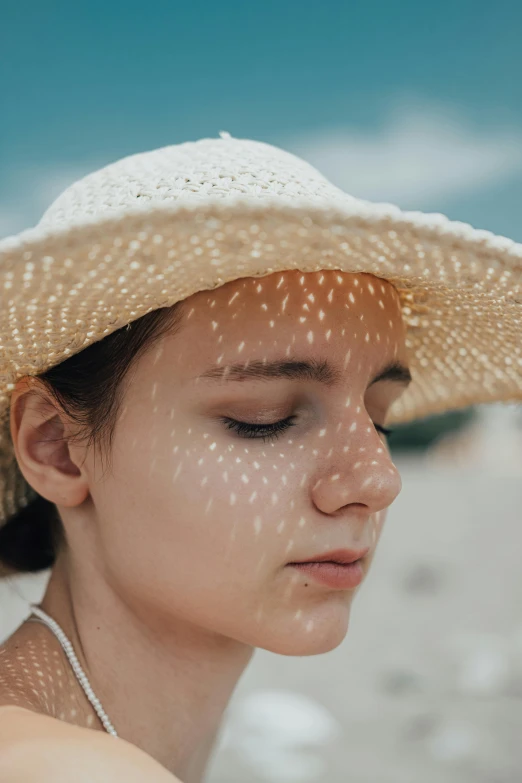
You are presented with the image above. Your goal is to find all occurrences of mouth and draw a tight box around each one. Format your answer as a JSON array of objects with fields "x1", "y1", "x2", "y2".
[
  {"x1": 286, "y1": 548, "x2": 370, "y2": 590},
  {"x1": 288, "y1": 547, "x2": 371, "y2": 566}
]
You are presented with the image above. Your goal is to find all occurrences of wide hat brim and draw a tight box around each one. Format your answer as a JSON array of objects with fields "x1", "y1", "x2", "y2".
[{"x1": 1, "y1": 195, "x2": 521, "y2": 525}]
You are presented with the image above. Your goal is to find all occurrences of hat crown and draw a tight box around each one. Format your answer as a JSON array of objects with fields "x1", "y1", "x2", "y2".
[{"x1": 38, "y1": 134, "x2": 354, "y2": 229}]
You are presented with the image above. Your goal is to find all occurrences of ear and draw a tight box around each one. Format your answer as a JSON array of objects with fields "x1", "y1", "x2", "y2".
[{"x1": 9, "y1": 377, "x2": 90, "y2": 509}]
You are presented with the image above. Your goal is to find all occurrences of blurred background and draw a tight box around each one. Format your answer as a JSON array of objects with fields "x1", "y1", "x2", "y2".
[{"x1": 2, "y1": 1, "x2": 522, "y2": 780}]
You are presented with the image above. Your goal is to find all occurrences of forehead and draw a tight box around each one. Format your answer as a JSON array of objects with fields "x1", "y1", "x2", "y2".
[
  {"x1": 184, "y1": 270, "x2": 401, "y2": 328},
  {"x1": 163, "y1": 270, "x2": 409, "y2": 377}
]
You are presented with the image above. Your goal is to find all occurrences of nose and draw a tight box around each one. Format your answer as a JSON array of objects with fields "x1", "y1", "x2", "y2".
[{"x1": 310, "y1": 428, "x2": 402, "y2": 517}]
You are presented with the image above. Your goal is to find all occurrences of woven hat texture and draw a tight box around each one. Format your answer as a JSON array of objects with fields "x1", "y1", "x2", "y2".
[{"x1": 0, "y1": 131, "x2": 521, "y2": 526}]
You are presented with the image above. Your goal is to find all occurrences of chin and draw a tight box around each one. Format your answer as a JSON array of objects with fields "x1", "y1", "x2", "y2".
[{"x1": 258, "y1": 600, "x2": 353, "y2": 656}]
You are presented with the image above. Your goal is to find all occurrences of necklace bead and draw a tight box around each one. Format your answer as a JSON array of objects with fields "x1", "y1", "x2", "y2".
[{"x1": 27, "y1": 604, "x2": 118, "y2": 737}]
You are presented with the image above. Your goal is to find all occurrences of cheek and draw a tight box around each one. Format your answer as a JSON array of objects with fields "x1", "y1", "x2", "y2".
[
  {"x1": 106, "y1": 419, "x2": 307, "y2": 582},
  {"x1": 115, "y1": 449, "x2": 276, "y2": 569}
]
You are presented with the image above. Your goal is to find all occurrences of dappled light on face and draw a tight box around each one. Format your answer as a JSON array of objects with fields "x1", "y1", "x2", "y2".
[{"x1": 103, "y1": 269, "x2": 409, "y2": 651}]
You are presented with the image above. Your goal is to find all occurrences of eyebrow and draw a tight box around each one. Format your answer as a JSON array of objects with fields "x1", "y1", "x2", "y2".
[{"x1": 194, "y1": 357, "x2": 412, "y2": 390}]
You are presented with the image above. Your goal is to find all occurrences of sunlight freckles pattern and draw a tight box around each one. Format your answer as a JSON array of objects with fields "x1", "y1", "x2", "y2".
[
  {"x1": 0, "y1": 624, "x2": 97, "y2": 729},
  {"x1": 97, "y1": 269, "x2": 404, "y2": 649}
]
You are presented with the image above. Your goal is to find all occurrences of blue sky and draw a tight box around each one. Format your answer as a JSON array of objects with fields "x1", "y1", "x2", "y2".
[{"x1": 3, "y1": 0, "x2": 522, "y2": 242}]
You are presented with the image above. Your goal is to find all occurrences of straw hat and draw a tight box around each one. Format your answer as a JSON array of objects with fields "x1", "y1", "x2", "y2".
[{"x1": 1, "y1": 131, "x2": 521, "y2": 526}]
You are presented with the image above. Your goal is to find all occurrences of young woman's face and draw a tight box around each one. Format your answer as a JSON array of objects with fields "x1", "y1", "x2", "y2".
[{"x1": 77, "y1": 270, "x2": 411, "y2": 655}]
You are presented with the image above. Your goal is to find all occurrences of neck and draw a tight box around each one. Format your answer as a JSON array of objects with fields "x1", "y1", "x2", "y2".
[{"x1": 36, "y1": 552, "x2": 254, "y2": 782}]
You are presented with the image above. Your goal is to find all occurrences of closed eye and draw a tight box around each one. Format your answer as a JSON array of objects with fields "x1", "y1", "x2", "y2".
[{"x1": 219, "y1": 416, "x2": 393, "y2": 443}]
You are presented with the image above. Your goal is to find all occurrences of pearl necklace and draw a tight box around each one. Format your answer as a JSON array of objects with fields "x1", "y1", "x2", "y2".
[{"x1": 27, "y1": 604, "x2": 118, "y2": 737}]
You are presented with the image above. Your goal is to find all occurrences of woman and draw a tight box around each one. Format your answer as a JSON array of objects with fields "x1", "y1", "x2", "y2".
[{"x1": 0, "y1": 132, "x2": 520, "y2": 781}]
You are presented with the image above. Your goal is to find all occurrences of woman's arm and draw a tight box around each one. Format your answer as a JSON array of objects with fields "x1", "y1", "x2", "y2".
[{"x1": 0, "y1": 706, "x2": 181, "y2": 782}]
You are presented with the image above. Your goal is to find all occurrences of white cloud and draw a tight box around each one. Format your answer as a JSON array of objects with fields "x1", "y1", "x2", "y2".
[{"x1": 284, "y1": 97, "x2": 522, "y2": 208}]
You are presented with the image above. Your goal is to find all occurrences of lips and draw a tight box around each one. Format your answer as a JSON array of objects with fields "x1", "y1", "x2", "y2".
[{"x1": 288, "y1": 547, "x2": 370, "y2": 565}]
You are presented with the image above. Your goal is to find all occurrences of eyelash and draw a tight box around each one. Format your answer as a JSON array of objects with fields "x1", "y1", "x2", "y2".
[{"x1": 220, "y1": 416, "x2": 394, "y2": 443}]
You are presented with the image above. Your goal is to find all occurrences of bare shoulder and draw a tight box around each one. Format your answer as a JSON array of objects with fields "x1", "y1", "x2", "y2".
[{"x1": 0, "y1": 705, "x2": 181, "y2": 782}]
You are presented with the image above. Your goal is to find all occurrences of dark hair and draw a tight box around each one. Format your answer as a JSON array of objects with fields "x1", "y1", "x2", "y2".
[{"x1": 0, "y1": 303, "x2": 185, "y2": 577}]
